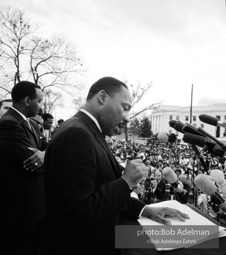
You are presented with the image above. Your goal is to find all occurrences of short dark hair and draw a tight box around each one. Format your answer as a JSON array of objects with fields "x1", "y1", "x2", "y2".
[
  {"x1": 11, "y1": 81, "x2": 41, "y2": 103},
  {"x1": 86, "y1": 77, "x2": 128, "y2": 101},
  {"x1": 37, "y1": 108, "x2": 44, "y2": 116},
  {"x1": 0, "y1": 98, "x2": 12, "y2": 108},
  {"x1": 57, "y1": 119, "x2": 64, "y2": 124},
  {"x1": 42, "y1": 113, "x2": 54, "y2": 121}
]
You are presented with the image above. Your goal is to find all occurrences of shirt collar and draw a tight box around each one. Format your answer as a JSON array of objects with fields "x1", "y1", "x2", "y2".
[
  {"x1": 11, "y1": 106, "x2": 27, "y2": 121},
  {"x1": 80, "y1": 109, "x2": 102, "y2": 133}
]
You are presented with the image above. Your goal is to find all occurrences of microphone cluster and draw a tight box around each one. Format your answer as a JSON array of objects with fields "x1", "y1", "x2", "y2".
[
  {"x1": 194, "y1": 174, "x2": 226, "y2": 216},
  {"x1": 169, "y1": 114, "x2": 226, "y2": 158},
  {"x1": 168, "y1": 114, "x2": 226, "y2": 222},
  {"x1": 157, "y1": 132, "x2": 177, "y2": 144}
]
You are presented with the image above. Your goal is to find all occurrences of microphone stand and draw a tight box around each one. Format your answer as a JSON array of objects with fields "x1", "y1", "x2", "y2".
[
  {"x1": 191, "y1": 154, "x2": 198, "y2": 207},
  {"x1": 173, "y1": 146, "x2": 187, "y2": 158},
  {"x1": 190, "y1": 145, "x2": 208, "y2": 207}
]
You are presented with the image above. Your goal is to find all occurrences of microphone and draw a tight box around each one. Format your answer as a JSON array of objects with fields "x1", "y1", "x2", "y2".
[
  {"x1": 196, "y1": 126, "x2": 226, "y2": 151},
  {"x1": 182, "y1": 123, "x2": 205, "y2": 137},
  {"x1": 169, "y1": 120, "x2": 177, "y2": 128},
  {"x1": 180, "y1": 121, "x2": 226, "y2": 151},
  {"x1": 211, "y1": 169, "x2": 225, "y2": 185},
  {"x1": 199, "y1": 114, "x2": 226, "y2": 128},
  {"x1": 157, "y1": 132, "x2": 169, "y2": 143},
  {"x1": 157, "y1": 132, "x2": 177, "y2": 144},
  {"x1": 169, "y1": 133, "x2": 177, "y2": 144},
  {"x1": 162, "y1": 167, "x2": 183, "y2": 191},
  {"x1": 211, "y1": 169, "x2": 226, "y2": 200},
  {"x1": 182, "y1": 133, "x2": 215, "y2": 149},
  {"x1": 212, "y1": 144, "x2": 225, "y2": 158},
  {"x1": 182, "y1": 133, "x2": 224, "y2": 157},
  {"x1": 182, "y1": 133, "x2": 210, "y2": 172},
  {"x1": 173, "y1": 121, "x2": 185, "y2": 134},
  {"x1": 194, "y1": 174, "x2": 226, "y2": 213}
]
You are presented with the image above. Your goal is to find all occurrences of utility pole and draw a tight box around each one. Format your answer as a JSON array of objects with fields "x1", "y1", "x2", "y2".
[{"x1": 190, "y1": 84, "x2": 193, "y2": 124}]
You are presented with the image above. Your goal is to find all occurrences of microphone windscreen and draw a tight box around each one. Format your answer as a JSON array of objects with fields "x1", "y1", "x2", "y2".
[
  {"x1": 199, "y1": 114, "x2": 218, "y2": 126},
  {"x1": 194, "y1": 174, "x2": 217, "y2": 195},
  {"x1": 169, "y1": 133, "x2": 177, "y2": 144},
  {"x1": 205, "y1": 137, "x2": 216, "y2": 150},
  {"x1": 182, "y1": 133, "x2": 205, "y2": 146},
  {"x1": 212, "y1": 144, "x2": 225, "y2": 158},
  {"x1": 182, "y1": 123, "x2": 205, "y2": 137},
  {"x1": 157, "y1": 132, "x2": 169, "y2": 143},
  {"x1": 173, "y1": 121, "x2": 184, "y2": 133},
  {"x1": 169, "y1": 120, "x2": 177, "y2": 128},
  {"x1": 162, "y1": 167, "x2": 177, "y2": 183},
  {"x1": 211, "y1": 169, "x2": 225, "y2": 184}
]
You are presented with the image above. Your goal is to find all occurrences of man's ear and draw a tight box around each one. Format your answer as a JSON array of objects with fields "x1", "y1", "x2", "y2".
[
  {"x1": 97, "y1": 90, "x2": 108, "y2": 105},
  {"x1": 24, "y1": 96, "x2": 30, "y2": 107}
]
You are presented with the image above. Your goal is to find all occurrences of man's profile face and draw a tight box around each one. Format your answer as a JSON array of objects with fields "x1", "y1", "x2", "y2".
[
  {"x1": 27, "y1": 88, "x2": 43, "y2": 118},
  {"x1": 0, "y1": 101, "x2": 12, "y2": 117},
  {"x1": 100, "y1": 86, "x2": 132, "y2": 137}
]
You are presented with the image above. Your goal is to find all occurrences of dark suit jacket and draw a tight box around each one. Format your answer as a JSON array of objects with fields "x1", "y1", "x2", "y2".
[
  {"x1": 155, "y1": 179, "x2": 167, "y2": 201},
  {"x1": 43, "y1": 111, "x2": 145, "y2": 255},
  {"x1": 0, "y1": 108, "x2": 45, "y2": 227}
]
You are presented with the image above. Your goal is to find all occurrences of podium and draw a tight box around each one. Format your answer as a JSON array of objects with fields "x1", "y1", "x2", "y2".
[{"x1": 120, "y1": 203, "x2": 226, "y2": 255}]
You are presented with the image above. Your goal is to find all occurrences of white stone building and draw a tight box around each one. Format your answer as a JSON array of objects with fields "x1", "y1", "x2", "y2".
[{"x1": 151, "y1": 104, "x2": 226, "y2": 141}]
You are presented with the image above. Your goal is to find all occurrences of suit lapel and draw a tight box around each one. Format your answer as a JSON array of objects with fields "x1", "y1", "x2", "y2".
[
  {"x1": 8, "y1": 108, "x2": 40, "y2": 149},
  {"x1": 29, "y1": 120, "x2": 41, "y2": 147},
  {"x1": 75, "y1": 111, "x2": 122, "y2": 178}
]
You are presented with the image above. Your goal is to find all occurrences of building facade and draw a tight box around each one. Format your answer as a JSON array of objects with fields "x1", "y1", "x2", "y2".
[{"x1": 151, "y1": 104, "x2": 226, "y2": 140}]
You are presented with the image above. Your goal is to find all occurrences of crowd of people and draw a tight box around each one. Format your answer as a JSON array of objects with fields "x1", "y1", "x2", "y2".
[
  {"x1": 0, "y1": 77, "x2": 225, "y2": 255},
  {"x1": 107, "y1": 136, "x2": 226, "y2": 223}
]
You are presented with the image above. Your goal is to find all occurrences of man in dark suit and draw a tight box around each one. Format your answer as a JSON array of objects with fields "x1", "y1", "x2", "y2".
[
  {"x1": 42, "y1": 77, "x2": 189, "y2": 255},
  {"x1": 42, "y1": 113, "x2": 54, "y2": 142},
  {"x1": 0, "y1": 81, "x2": 46, "y2": 255},
  {"x1": 154, "y1": 170, "x2": 168, "y2": 201}
]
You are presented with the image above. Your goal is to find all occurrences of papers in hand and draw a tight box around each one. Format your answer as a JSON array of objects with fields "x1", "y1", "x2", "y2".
[{"x1": 138, "y1": 200, "x2": 226, "y2": 251}]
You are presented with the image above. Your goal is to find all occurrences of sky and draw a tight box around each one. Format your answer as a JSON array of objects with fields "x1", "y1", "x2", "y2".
[{"x1": 1, "y1": 0, "x2": 226, "y2": 118}]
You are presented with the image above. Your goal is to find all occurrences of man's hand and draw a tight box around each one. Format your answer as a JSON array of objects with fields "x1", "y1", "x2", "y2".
[
  {"x1": 141, "y1": 206, "x2": 190, "y2": 226},
  {"x1": 23, "y1": 147, "x2": 45, "y2": 172},
  {"x1": 121, "y1": 159, "x2": 149, "y2": 188}
]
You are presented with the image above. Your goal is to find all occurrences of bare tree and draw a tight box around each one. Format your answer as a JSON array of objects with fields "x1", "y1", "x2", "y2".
[
  {"x1": 42, "y1": 89, "x2": 62, "y2": 113},
  {"x1": 29, "y1": 36, "x2": 84, "y2": 94},
  {"x1": 0, "y1": 6, "x2": 85, "y2": 108},
  {"x1": 129, "y1": 81, "x2": 161, "y2": 119},
  {"x1": 72, "y1": 96, "x2": 86, "y2": 112},
  {"x1": 0, "y1": 6, "x2": 34, "y2": 93},
  {"x1": 123, "y1": 80, "x2": 162, "y2": 141}
]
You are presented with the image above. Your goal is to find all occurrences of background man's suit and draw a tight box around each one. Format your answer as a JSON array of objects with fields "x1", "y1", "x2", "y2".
[
  {"x1": 0, "y1": 107, "x2": 45, "y2": 254},
  {"x1": 42, "y1": 111, "x2": 146, "y2": 255}
]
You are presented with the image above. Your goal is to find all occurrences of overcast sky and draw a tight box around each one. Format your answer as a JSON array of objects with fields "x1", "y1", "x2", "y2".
[{"x1": 1, "y1": 0, "x2": 226, "y2": 113}]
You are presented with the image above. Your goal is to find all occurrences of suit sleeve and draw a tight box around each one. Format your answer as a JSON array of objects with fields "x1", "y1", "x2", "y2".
[
  {"x1": 0, "y1": 119, "x2": 35, "y2": 168},
  {"x1": 122, "y1": 197, "x2": 146, "y2": 219}
]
